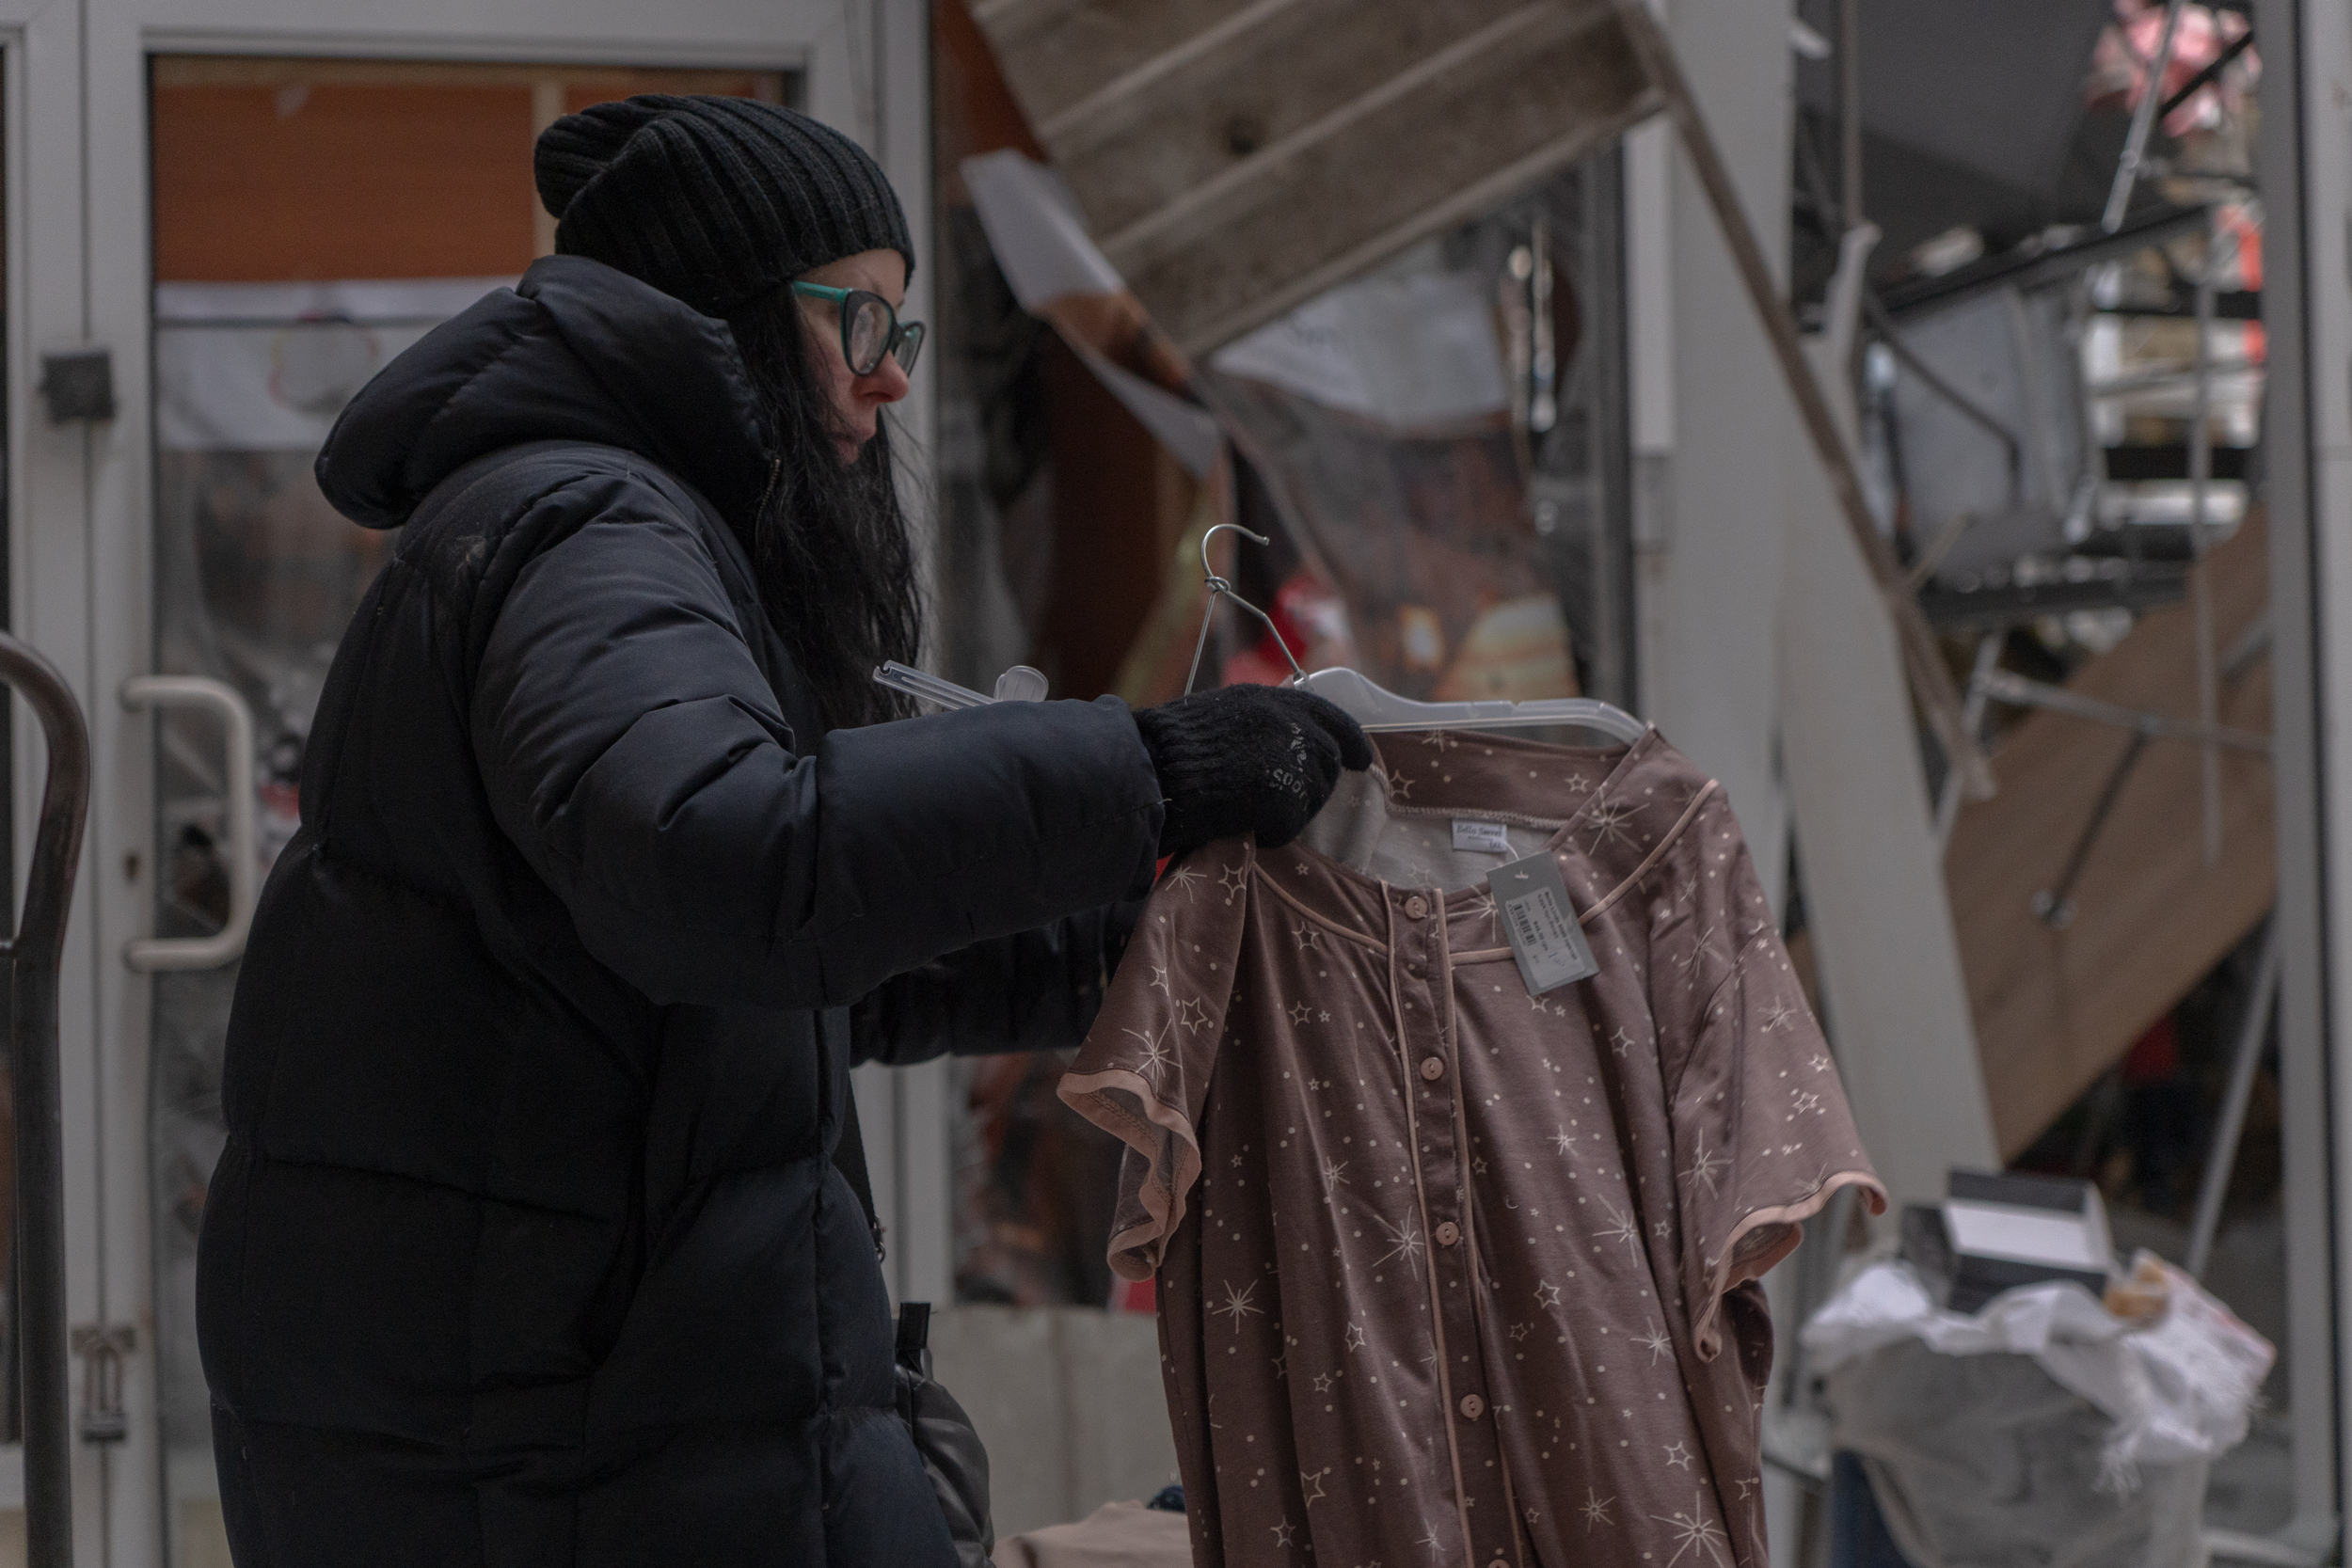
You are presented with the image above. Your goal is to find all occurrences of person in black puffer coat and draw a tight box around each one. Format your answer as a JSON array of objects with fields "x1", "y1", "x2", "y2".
[{"x1": 195, "y1": 96, "x2": 1369, "y2": 1568}]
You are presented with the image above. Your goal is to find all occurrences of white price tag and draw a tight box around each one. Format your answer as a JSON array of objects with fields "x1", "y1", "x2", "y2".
[
  {"x1": 1452, "y1": 818, "x2": 1514, "y2": 855},
  {"x1": 1486, "y1": 852, "x2": 1598, "y2": 995}
]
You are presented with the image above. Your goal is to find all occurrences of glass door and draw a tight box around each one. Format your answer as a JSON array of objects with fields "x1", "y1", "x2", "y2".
[{"x1": 141, "y1": 58, "x2": 791, "y2": 1567}]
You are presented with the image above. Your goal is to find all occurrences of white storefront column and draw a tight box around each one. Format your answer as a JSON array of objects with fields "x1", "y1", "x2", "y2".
[{"x1": 1630, "y1": 0, "x2": 1796, "y2": 911}]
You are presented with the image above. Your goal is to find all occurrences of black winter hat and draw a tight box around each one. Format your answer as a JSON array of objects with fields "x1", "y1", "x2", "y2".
[{"x1": 533, "y1": 94, "x2": 914, "y2": 319}]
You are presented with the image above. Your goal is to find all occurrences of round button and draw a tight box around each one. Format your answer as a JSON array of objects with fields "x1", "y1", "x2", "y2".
[
  {"x1": 1420, "y1": 1056, "x2": 1446, "y2": 1082},
  {"x1": 1404, "y1": 895, "x2": 1429, "y2": 920},
  {"x1": 1407, "y1": 961, "x2": 1426, "y2": 979},
  {"x1": 1435, "y1": 1221, "x2": 1461, "y2": 1247},
  {"x1": 1489, "y1": 1560, "x2": 1511, "y2": 1568},
  {"x1": 1457, "y1": 1393, "x2": 1486, "y2": 1420}
]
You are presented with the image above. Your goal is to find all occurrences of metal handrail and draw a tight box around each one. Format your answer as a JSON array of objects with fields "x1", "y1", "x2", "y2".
[{"x1": 0, "y1": 633, "x2": 90, "y2": 1568}]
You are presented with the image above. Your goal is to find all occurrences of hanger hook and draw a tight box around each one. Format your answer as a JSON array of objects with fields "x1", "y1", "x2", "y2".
[
  {"x1": 1200, "y1": 522, "x2": 1270, "y2": 586},
  {"x1": 1184, "y1": 523, "x2": 1309, "y2": 695}
]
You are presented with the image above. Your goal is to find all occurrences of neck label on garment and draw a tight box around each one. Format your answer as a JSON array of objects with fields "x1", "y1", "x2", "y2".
[
  {"x1": 1487, "y1": 852, "x2": 1598, "y2": 995},
  {"x1": 1452, "y1": 818, "x2": 1514, "y2": 855}
]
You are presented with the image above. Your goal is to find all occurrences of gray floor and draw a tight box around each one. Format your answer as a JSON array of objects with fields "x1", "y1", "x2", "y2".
[{"x1": 930, "y1": 1304, "x2": 1181, "y2": 1540}]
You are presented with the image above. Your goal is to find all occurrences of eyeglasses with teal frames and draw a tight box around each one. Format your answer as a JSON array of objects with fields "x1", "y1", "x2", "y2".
[{"x1": 790, "y1": 282, "x2": 927, "y2": 377}]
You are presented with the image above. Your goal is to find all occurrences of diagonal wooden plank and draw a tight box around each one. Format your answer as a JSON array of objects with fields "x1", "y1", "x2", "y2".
[{"x1": 1946, "y1": 512, "x2": 2274, "y2": 1158}]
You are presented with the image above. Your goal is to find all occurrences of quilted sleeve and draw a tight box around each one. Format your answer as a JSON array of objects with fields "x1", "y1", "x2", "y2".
[{"x1": 469, "y1": 493, "x2": 1163, "y2": 1010}]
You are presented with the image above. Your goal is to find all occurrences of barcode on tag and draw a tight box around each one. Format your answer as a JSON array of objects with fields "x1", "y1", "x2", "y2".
[
  {"x1": 1452, "y1": 818, "x2": 1513, "y2": 855},
  {"x1": 1486, "y1": 852, "x2": 1599, "y2": 995}
]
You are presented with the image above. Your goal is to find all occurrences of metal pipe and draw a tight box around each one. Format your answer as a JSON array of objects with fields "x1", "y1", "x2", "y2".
[
  {"x1": 0, "y1": 633, "x2": 92, "y2": 1568},
  {"x1": 2185, "y1": 921, "x2": 2280, "y2": 1280},
  {"x1": 2157, "y1": 24, "x2": 2254, "y2": 121},
  {"x1": 1839, "y1": 0, "x2": 1862, "y2": 230},
  {"x1": 2104, "y1": 0, "x2": 2189, "y2": 232},
  {"x1": 1936, "y1": 634, "x2": 2004, "y2": 847},
  {"x1": 2222, "y1": 610, "x2": 2272, "y2": 684},
  {"x1": 2189, "y1": 207, "x2": 2223, "y2": 863},
  {"x1": 1975, "y1": 667, "x2": 2270, "y2": 752},
  {"x1": 2033, "y1": 730, "x2": 2150, "y2": 929},
  {"x1": 2086, "y1": 356, "x2": 2262, "y2": 397}
]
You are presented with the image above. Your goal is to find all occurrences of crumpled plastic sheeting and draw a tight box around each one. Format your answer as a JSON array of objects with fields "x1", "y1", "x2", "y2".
[{"x1": 1802, "y1": 1260, "x2": 2273, "y2": 1568}]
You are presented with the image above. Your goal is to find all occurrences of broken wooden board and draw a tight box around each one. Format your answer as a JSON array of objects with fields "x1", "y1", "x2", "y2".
[
  {"x1": 1946, "y1": 512, "x2": 2273, "y2": 1159},
  {"x1": 965, "y1": 0, "x2": 1659, "y2": 356}
]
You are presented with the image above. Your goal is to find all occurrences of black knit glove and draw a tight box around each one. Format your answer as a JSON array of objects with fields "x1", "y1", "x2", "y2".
[{"x1": 1133, "y1": 685, "x2": 1374, "y2": 859}]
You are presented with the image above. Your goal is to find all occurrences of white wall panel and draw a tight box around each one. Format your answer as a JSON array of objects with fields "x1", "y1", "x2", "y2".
[{"x1": 1634, "y1": 0, "x2": 1794, "y2": 910}]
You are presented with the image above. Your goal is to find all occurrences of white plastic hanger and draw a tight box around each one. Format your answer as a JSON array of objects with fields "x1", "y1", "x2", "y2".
[
  {"x1": 872, "y1": 660, "x2": 1048, "y2": 710},
  {"x1": 1189, "y1": 524, "x2": 1649, "y2": 742}
]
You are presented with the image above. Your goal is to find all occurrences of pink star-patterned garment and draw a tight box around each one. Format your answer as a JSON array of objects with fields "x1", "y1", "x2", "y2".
[{"x1": 1061, "y1": 729, "x2": 1885, "y2": 1568}]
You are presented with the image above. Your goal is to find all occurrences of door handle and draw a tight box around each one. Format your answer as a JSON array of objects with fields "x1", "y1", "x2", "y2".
[{"x1": 121, "y1": 674, "x2": 257, "y2": 972}]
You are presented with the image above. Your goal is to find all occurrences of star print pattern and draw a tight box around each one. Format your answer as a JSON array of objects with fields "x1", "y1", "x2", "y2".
[
  {"x1": 1653, "y1": 1492, "x2": 1731, "y2": 1566},
  {"x1": 1058, "y1": 733, "x2": 1885, "y2": 1568},
  {"x1": 1468, "y1": 888, "x2": 1500, "y2": 934},
  {"x1": 1682, "y1": 1133, "x2": 1728, "y2": 1196},
  {"x1": 1595, "y1": 1191, "x2": 1645, "y2": 1258},
  {"x1": 1584, "y1": 795, "x2": 1642, "y2": 848},
  {"x1": 1122, "y1": 1021, "x2": 1178, "y2": 1085},
  {"x1": 1370, "y1": 1210, "x2": 1426, "y2": 1275},
  {"x1": 1210, "y1": 1278, "x2": 1263, "y2": 1333}
]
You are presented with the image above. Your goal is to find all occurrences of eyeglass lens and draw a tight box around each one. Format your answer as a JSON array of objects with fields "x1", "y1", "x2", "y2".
[
  {"x1": 847, "y1": 295, "x2": 894, "y2": 375},
  {"x1": 842, "y1": 293, "x2": 923, "y2": 376}
]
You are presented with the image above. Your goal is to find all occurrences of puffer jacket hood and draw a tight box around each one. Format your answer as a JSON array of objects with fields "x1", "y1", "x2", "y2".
[{"x1": 315, "y1": 254, "x2": 771, "y2": 531}]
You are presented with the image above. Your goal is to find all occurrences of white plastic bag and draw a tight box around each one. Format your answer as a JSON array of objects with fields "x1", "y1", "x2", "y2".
[{"x1": 1804, "y1": 1257, "x2": 2273, "y2": 1567}]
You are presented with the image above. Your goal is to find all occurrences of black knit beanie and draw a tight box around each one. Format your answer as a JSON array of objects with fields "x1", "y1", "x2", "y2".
[{"x1": 533, "y1": 94, "x2": 914, "y2": 319}]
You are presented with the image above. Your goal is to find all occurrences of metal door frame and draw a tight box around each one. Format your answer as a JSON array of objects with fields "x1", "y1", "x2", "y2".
[
  {"x1": 2258, "y1": 0, "x2": 2351, "y2": 1558},
  {"x1": 7, "y1": 3, "x2": 941, "y2": 1561}
]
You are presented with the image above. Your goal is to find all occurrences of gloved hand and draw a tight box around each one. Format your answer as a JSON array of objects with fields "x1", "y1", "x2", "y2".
[{"x1": 1133, "y1": 685, "x2": 1375, "y2": 859}]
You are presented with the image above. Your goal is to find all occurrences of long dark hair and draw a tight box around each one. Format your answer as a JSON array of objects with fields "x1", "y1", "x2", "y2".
[{"x1": 721, "y1": 291, "x2": 923, "y2": 729}]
